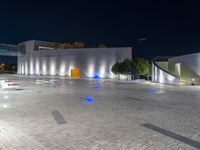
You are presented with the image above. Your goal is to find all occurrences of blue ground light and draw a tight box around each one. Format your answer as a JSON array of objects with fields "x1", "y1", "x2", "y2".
[
  {"x1": 92, "y1": 73, "x2": 100, "y2": 80},
  {"x1": 148, "y1": 88, "x2": 157, "y2": 93},
  {"x1": 53, "y1": 81, "x2": 60, "y2": 86},
  {"x1": 84, "y1": 96, "x2": 94, "y2": 103},
  {"x1": 120, "y1": 83, "x2": 127, "y2": 88},
  {"x1": 95, "y1": 84, "x2": 101, "y2": 90}
]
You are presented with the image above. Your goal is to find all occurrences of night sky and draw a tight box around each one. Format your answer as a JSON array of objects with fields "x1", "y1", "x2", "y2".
[{"x1": 0, "y1": 0, "x2": 200, "y2": 63}]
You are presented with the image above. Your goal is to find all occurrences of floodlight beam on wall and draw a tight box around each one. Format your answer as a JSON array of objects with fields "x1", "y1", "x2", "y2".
[
  {"x1": 88, "y1": 59, "x2": 95, "y2": 77},
  {"x1": 42, "y1": 58, "x2": 48, "y2": 75},
  {"x1": 159, "y1": 70, "x2": 164, "y2": 83},
  {"x1": 99, "y1": 61, "x2": 106, "y2": 78},
  {"x1": 25, "y1": 60, "x2": 28, "y2": 75},
  {"x1": 21, "y1": 64, "x2": 24, "y2": 74},
  {"x1": 59, "y1": 60, "x2": 67, "y2": 76},
  {"x1": 49, "y1": 57, "x2": 57, "y2": 76},
  {"x1": 35, "y1": 57, "x2": 40, "y2": 75},
  {"x1": 29, "y1": 56, "x2": 34, "y2": 75}
]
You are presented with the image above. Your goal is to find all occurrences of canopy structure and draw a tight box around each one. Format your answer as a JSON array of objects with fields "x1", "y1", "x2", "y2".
[{"x1": 0, "y1": 43, "x2": 25, "y2": 56}]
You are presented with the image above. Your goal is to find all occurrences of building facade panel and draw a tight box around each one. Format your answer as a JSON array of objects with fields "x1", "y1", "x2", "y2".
[
  {"x1": 168, "y1": 53, "x2": 200, "y2": 78},
  {"x1": 152, "y1": 62, "x2": 179, "y2": 85},
  {"x1": 152, "y1": 53, "x2": 200, "y2": 85}
]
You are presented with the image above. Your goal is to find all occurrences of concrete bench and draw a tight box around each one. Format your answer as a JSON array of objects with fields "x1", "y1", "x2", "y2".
[{"x1": 0, "y1": 80, "x2": 20, "y2": 90}]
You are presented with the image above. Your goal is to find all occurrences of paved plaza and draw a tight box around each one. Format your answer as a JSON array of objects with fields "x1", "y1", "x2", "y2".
[{"x1": 0, "y1": 75, "x2": 200, "y2": 150}]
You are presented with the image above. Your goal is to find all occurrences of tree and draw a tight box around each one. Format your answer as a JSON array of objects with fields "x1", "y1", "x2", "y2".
[
  {"x1": 98, "y1": 44, "x2": 107, "y2": 48},
  {"x1": 132, "y1": 57, "x2": 151, "y2": 78},
  {"x1": 111, "y1": 58, "x2": 151, "y2": 80},
  {"x1": 111, "y1": 59, "x2": 133, "y2": 80},
  {"x1": 111, "y1": 62, "x2": 121, "y2": 80},
  {"x1": 53, "y1": 43, "x2": 61, "y2": 49},
  {"x1": 0, "y1": 63, "x2": 5, "y2": 73},
  {"x1": 72, "y1": 41, "x2": 84, "y2": 48},
  {"x1": 63, "y1": 43, "x2": 73, "y2": 49},
  {"x1": 121, "y1": 59, "x2": 133, "y2": 80}
]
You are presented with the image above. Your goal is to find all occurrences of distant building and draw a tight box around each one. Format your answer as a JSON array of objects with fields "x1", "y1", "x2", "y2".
[
  {"x1": 0, "y1": 63, "x2": 17, "y2": 73},
  {"x1": 16, "y1": 40, "x2": 132, "y2": 78},
  {"x1": 152, "y1": 53, "x2": 200, "y2": 85}
]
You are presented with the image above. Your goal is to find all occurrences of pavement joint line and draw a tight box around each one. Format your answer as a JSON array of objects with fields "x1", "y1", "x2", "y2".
[
  {"x1": 124, "y1": 96, "x2": 143, "y2": 101},
  {"x1": 142, "y1": 123, "x2": 200, "y2": 149},
  {"x1": 52, "y1": 110, "x2": 67, "y2": 124}
]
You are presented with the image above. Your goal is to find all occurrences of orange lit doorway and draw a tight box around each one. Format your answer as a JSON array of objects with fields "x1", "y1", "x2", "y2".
[{"x1": 71, "y1": 69, "x2": 80, "y2": 78}]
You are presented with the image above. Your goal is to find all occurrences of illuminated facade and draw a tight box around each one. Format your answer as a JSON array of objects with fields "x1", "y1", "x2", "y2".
[
  {"x1": 168, "y1": 53, "x2": 200, "y2": 85},
  {"x1": 17, "y1": 40, "x2": 132, "y2": 78},
  {"x1": 152, "y1": 53, "x2": 200, "y2": 85},
  {"x1": 152, "y1": 59, "x2": 178, "y2": 85}
]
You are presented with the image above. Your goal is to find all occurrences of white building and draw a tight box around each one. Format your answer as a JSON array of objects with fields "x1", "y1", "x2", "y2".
[
  {"x1": 152, "y1": 53, "x2": 200, "y2": 85},
  {"x1": 17, "y1": 40, "x2": 132, "y2": 78}
]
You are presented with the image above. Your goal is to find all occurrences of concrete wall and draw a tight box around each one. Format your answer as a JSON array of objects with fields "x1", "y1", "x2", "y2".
[
  {"x1": 152, "y1": 61, "x2": 179, "y2": 85},
  {"x1": 156, "y1": 61, "x2": 168, "y2": 71},
  {"x1": 18, "y1": 41, "x2": 132, "y2": 78},
  {"x1": 168, "y1": 53, "x2": 200, "y2": 78}
]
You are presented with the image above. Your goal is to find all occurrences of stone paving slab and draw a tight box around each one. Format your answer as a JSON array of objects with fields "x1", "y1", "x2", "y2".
[
  {"x1": 0, "y1": 121, "x2": 47, "y2": 150},
  {"x1": 142, "y1": 123, "x2": 200, "y2": 149},
  {"x1": 0, "y1": 75, "x2": 199, "y2": 149}
]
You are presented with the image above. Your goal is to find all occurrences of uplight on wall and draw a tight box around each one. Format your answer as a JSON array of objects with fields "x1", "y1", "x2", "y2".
[
  {"x1": 21, "y1": 64, "x2": 24, "y2": 74},
  {"x1": 49, "y1": 57, "x2": 56, "y2": 75},
  {"x1": 99, "y1": 62, "x2": 106, "y2": 78},
  {"x1": 42, "y1": 58, "x2": 47, "y2": 75},
  {"x1": 88, "y1": 60, "x2": 95, "y2": 77},
  {"x1": 3, "y1": 104, "x2": 8, "y2": 108},
  {"x1": 25, "y1": 60, "x2": 28, "y2": 75},
  {"x1": 155, "y1": 66, "x2": 158, "y2": 81},
  {"x1": 167, "y1": 74, "x2": 175, "y2": 81},
  {"x1": 29, "y1": 57, "x2": 34, "y2": 75},
  {"x1": 35, "y1": 57, "x2": 40, "y2": 75},
  {"x1": 59, "y1": 61, "x2": 66, "y2": 76},
  {"x1": 159, "y1": 70, "x2": 164, "y2": 83}
]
